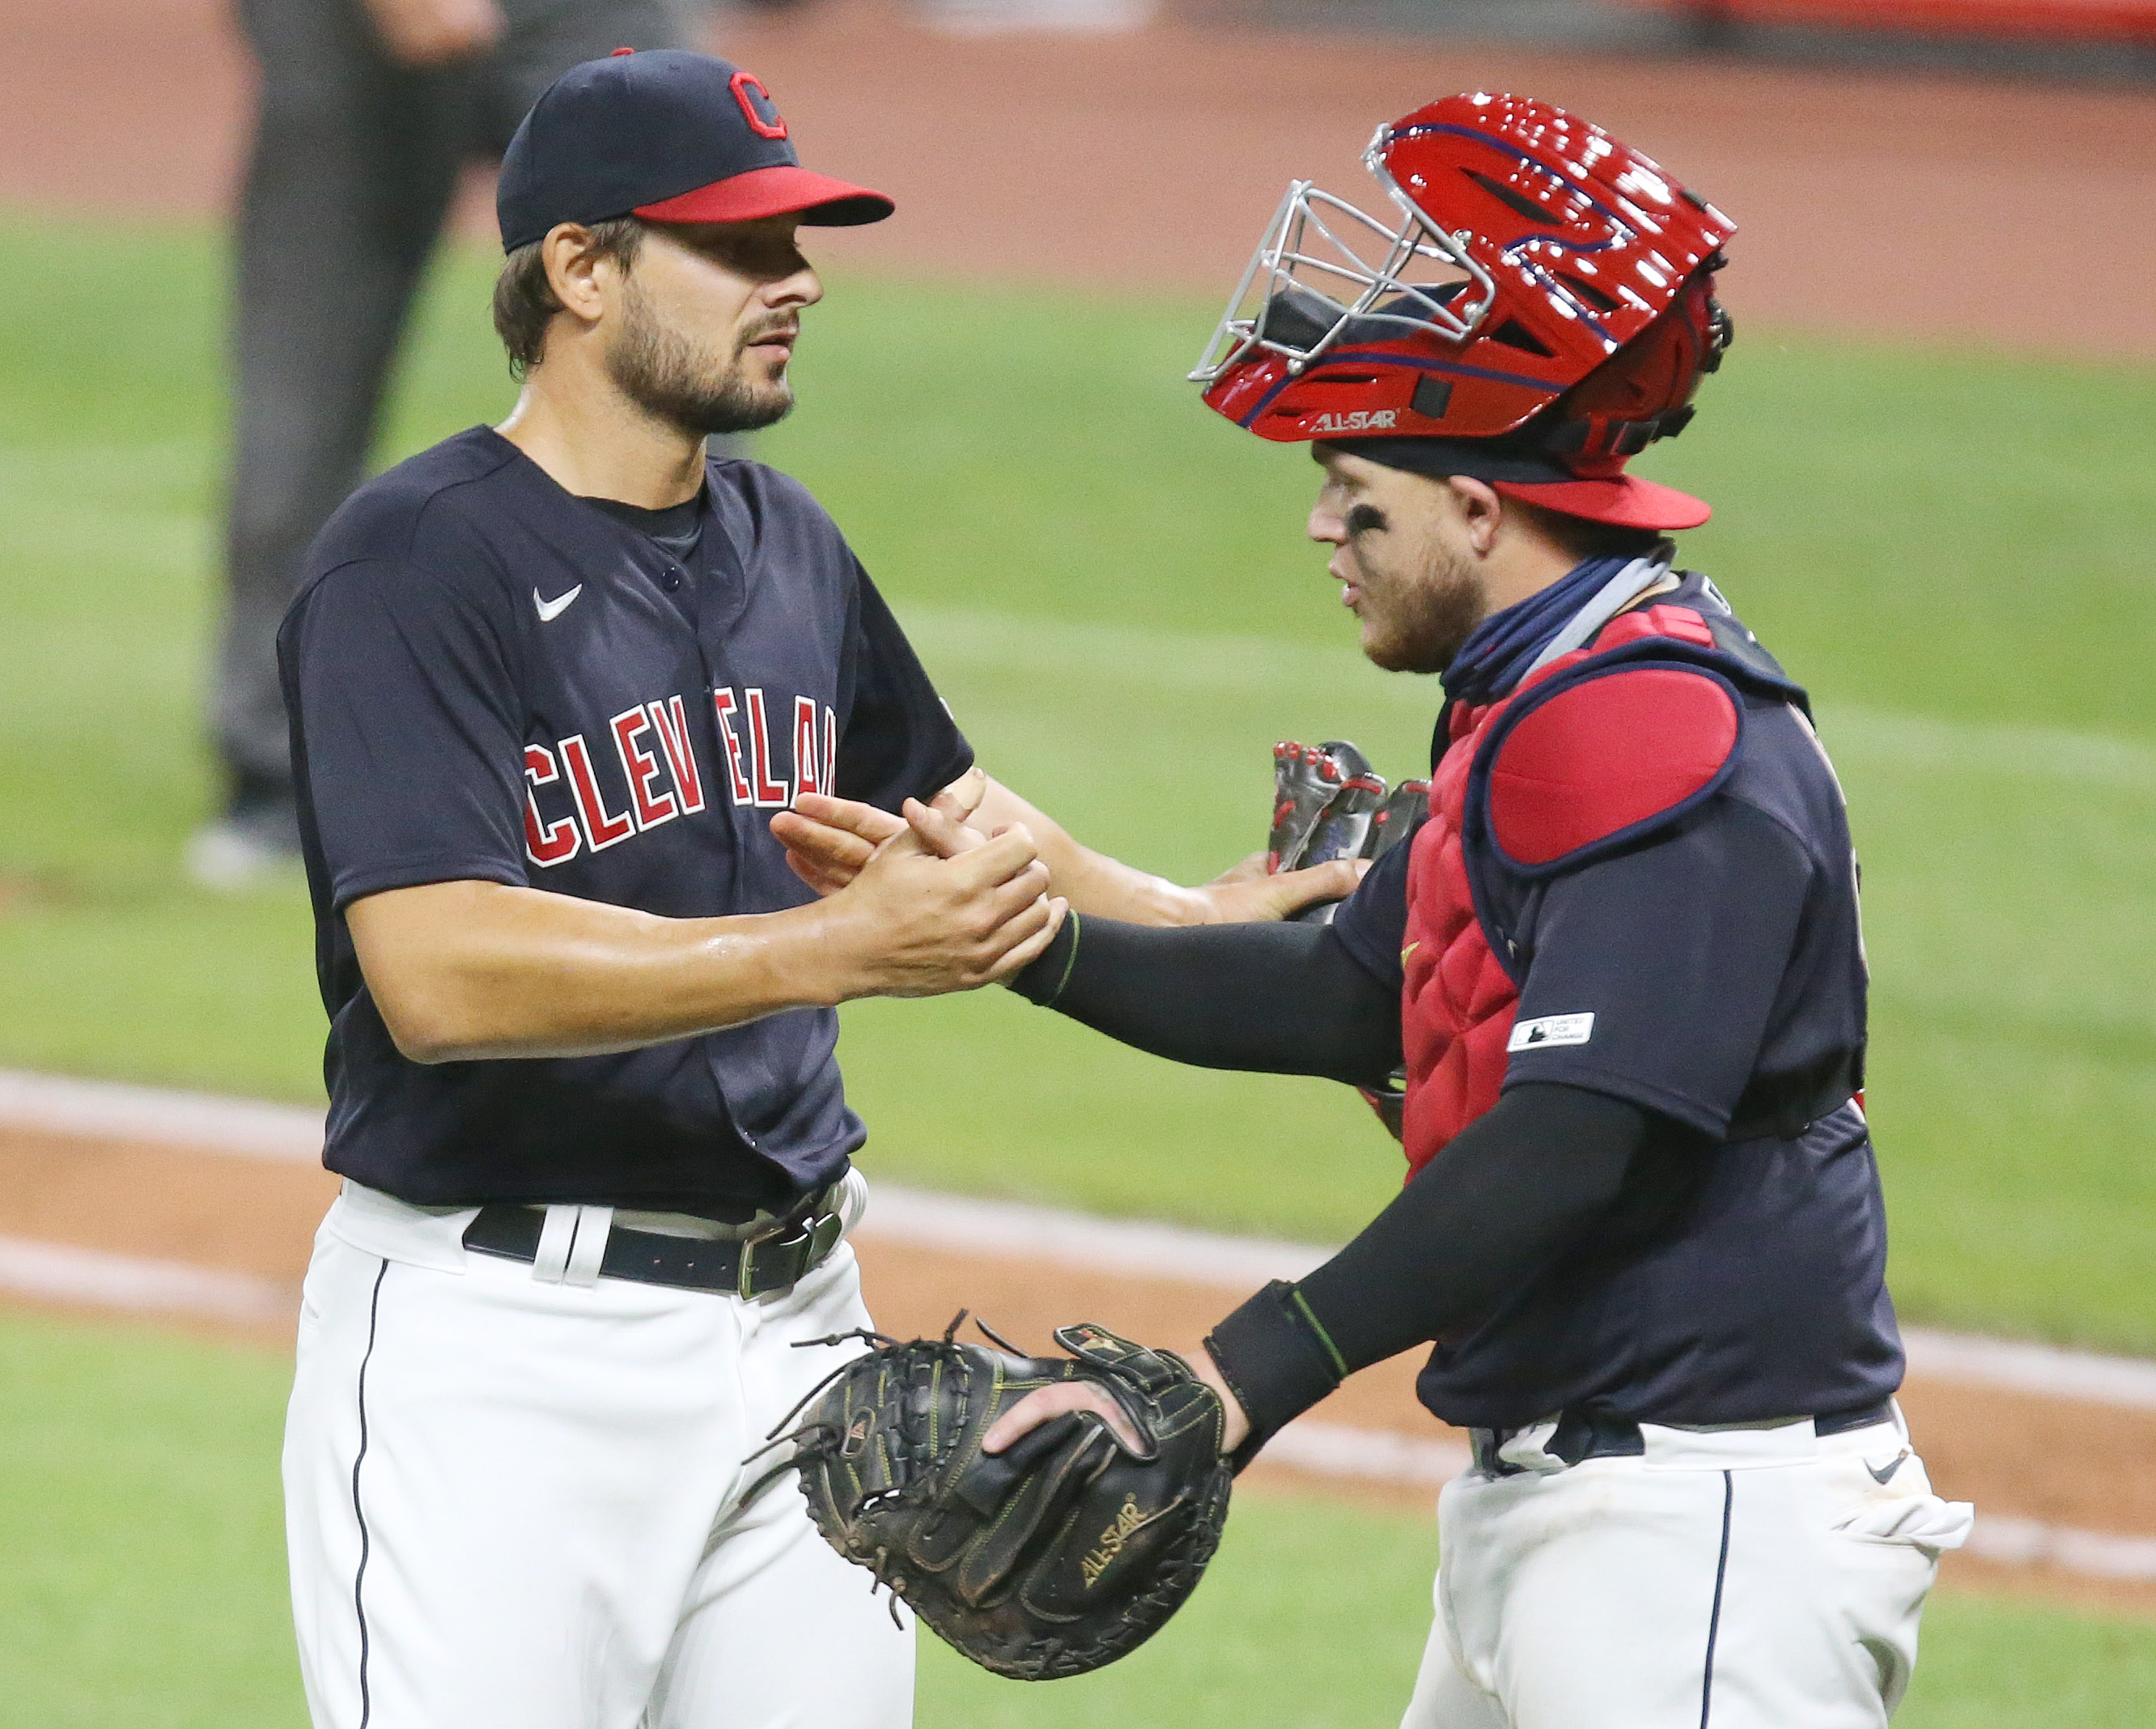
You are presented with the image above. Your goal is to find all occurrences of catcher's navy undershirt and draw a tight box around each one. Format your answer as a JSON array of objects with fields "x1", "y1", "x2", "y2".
[{"x1": 280, "y1": 427, "x2": 972, "y2": 1211}]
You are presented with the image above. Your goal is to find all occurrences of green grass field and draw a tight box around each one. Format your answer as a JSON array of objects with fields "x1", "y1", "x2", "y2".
[
  {"x1": 6, "y1": 1311, "x2": 2155, "y2": 1729},
  {"x1": 4, "y1": 220, "x2": 2154, "y2": 1350}
]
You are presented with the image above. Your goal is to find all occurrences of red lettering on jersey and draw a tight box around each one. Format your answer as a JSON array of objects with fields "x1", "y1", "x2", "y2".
[
  {"x1": 822, "y1": 706, "x2": 838, "y2": 798},
  {"x1": 522, "y1": 744, "x2": 581, "y2": 868},
  {"x1": 559, "y1": 733, "x2": 635, "y2": 850},
  {"x1": 744, "y1": 688, "x2": 791, "y2": 806},
  {"x1": 611, "y1": 706, "x2": 678, "y2": 831},
  {"x1": 712, "y1": 689, "x2": 753, "y2": 805},
  {"x1": 649, "y1": 695, "x2": 706, "y2": 814},
  {"x1": 792, "y1": 696, "x2": 822, "y2": 798}
]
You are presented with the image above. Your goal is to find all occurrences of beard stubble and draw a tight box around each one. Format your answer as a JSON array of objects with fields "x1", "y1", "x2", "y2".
[
  {"x1": 605, "y1": 277, "x2": 798, "y2": 438},
  {"x1": 1362, "y1": 544, "x2": 1488, "y2": 675}
]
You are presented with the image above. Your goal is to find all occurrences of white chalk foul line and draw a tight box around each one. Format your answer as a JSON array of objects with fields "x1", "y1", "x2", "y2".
[
  {"x1": 854, "y1": 1183, "x2": 2156, "y2": 1413},
  {"x1": 5, "y1": 1234, "x2": 2145, "y2": 1587},
  {"x1": 857, "y1": 1182, "x2": 1326, "y2": 1289},
  {"x1": 2, "y1": 1076, "x2": 2152, "y2": 1588},
  {"x1": 1900, "y1": 1327, "x2": 2156, "y2": 1414},
  {"x1": 903, "y1": 607, "x2": 2156, "y2": 795},
  {"x1": 0, "y1": 1068, "x2": 323, "y2": 1161},
  {"x1": 1267, "y1": 1422, "x2": 1470, "y2": 1489},
  {"x1": 1256, "y1": 1428, "x2": 2156, "y2": 1582},
  {"x1": 6, "y1": 1068, "x2": 2156, "y2": 1413},
  {"x1": 1963, "y1": 1514, "x2": 2156, "y2": 1583},
  {"x1": 0, "y1": 1234, "x2": 291, "y2": 1327}
]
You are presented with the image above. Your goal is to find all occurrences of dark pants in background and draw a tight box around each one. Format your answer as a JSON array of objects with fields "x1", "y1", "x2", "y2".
[{"x1": 214, "y1": 0, "x2": 690, "y2": 839}]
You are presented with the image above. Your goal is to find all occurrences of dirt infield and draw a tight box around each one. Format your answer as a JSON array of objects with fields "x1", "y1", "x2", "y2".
[
  {"x1": 7, "y1": 1120, "x2": 2156, "y2": 1619},
  {"x1": 5, "y1": 0, "x2": 2154, "y2": 357}
]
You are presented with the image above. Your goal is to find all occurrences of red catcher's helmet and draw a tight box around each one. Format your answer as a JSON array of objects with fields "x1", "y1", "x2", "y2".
[{"x1": 1190, "y1": 93, "x2": 1735, "y2": 527}]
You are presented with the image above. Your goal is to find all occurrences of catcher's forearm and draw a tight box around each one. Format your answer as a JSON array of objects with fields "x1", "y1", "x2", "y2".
[
  {"x1": 1006, "y1": 913, "x2": 1401, "y2": 1085},
  {"x1": 1203, "y1": 1085, "x2": 1653, "y2": 1457}
]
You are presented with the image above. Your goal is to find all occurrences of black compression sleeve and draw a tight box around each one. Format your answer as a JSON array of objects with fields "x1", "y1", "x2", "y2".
[
  {"x1": 1007, "y1": 914, "x2": 1399, "y2": 1088},
  {"x1": 1203, "y1": 1084, "x2": 1653, "y2": 1459}
]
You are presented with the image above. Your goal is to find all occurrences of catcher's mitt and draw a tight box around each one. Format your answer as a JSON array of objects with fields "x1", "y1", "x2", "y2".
[{"x1": 753, "y1": 1316, "x2": 1233, "y2": 1680}]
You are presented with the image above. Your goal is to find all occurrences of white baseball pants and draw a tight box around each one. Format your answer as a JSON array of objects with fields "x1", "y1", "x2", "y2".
[
  {"x1": 282, "y1": 1181, "x2": 912, "y2": 1729},
  {"x1": 1402, "y1": 1409, "x2": 1973, "y2": 1729}
]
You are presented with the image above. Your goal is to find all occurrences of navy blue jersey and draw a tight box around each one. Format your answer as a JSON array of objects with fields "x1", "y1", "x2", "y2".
[
  {"x1": 1332, "y1": 575, "x2": 1902, "y2": 1427},
  {"x1": 279, "y1": 427, "x2": 971, "y2": 1210}
]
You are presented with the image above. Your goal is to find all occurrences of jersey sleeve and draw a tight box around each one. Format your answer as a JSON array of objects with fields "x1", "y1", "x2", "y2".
[
  {"x1": 1501, "y1": 797, "x2": 1814, "y2": 1137},
  {"x1": 281, "y1": 555, "x2": 528, "y2": 911},
  {"x1": 832, "y1": 566, "x2": 974, "y2": 810},
  {"x1": 1327, "y1": 826, "x2": 1419, "y2": 991}
]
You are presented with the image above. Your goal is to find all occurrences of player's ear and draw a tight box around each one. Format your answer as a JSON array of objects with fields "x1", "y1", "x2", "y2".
[
  {"x1": 540, "y1": 223, "x2": 612, "y2": 328},
  {"x1": 1448, "y1": 477, "x2": 1505, "y2": 559}
]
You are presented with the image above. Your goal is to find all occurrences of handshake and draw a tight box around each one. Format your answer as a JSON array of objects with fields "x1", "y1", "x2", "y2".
[
  {"x1": 767, "y1": 767, "x2": 1369, "y2": 1005},
  {"x1": 767, "y1": 774, "x2": 1072, "y2": 1002}
]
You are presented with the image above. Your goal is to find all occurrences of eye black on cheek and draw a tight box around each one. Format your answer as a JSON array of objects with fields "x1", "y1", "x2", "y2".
[{"x1": 1344, "y1": 503, "x2": 1389, "y2": 537}]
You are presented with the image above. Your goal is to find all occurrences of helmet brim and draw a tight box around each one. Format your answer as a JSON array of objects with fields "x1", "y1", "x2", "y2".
[{"x1": 1492, "y1": 474, "x2": 1711, "y2": 531}]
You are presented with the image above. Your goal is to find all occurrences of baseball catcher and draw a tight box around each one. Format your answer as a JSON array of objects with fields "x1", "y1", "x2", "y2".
[{"x1": 779, "y1": 92, "x2": 1972, "y2": 1727}]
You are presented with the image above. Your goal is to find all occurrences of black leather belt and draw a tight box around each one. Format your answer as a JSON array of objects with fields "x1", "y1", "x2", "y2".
[
  {"x1": 1470, "y1": 1398, "x2": 1895, "y2": 1476},
  {"x1": 461, "y1": 1189, "x2": 847, "y2": 1299}
]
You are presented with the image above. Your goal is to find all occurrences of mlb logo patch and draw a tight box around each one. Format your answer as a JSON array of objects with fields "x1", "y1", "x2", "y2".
[{"x1": 1507, "y1": 1013, "x2": 1595, "y2": 1052}]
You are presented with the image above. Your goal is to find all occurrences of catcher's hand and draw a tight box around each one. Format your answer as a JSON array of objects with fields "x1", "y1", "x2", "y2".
[{"x1": 753, "y1": 1317, "x2": 1234, "y2": 1680}]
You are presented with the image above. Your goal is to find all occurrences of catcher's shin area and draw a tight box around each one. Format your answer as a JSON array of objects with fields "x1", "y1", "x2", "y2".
[{"x1": 758, "y1": 1319, "x2": 1234, "y2": 1680}]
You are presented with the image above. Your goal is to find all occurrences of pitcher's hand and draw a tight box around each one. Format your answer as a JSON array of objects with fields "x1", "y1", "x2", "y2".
[
  {"x1": 814, "y1": 818, "x2": 1062, "y2": 999},
  {"x1": 774, "y1": 786, "x2": 991, "y2": 894},
  {"x1": 1181, "y1": 850, "x2": 1368, "y2": 923}
]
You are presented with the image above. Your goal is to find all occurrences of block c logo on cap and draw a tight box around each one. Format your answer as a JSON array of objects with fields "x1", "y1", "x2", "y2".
[{"x1": 730, "y1": 70, "x2": 788, "y2": 140}]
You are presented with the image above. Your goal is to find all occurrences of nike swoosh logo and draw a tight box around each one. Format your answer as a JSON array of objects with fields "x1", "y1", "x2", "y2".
[
  {"x1": 533, "y1": 584, "x2": 583, "y2": 622},
  {"x1": 1401, "y1": 941, "x2": 1420, "y2": 963},
  {"x1": 1865, "y1": 1450, "x2": 1910, "y2": 1485}
]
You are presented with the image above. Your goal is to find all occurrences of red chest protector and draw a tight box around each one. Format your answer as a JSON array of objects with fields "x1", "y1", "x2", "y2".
[{"x1": 1398, "y1": 603, "x2": 1765, "y2": 1176}]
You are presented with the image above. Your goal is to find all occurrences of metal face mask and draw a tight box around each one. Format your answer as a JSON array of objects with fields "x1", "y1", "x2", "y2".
[
  {"x1": 1189, "y1": 126, "x2": 1498, "y2": 392},
  {"x1": 1192, "y1": 92, "x2": 1736, "y2": 450}
]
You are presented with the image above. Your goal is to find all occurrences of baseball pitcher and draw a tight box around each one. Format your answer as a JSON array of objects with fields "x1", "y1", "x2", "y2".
[{"x1": 274, "y1": 50, "x2": 1351, "y2": 1729}]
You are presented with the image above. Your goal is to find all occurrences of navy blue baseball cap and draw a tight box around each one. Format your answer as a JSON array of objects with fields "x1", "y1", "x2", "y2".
[{"x1": 497, "y1": 49, "x2": 893, "y2": 253}]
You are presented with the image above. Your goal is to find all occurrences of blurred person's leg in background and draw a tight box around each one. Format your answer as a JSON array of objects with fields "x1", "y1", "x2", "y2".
[{"x1": 197, "y1": 0, "x2": 693, "y2": 886}]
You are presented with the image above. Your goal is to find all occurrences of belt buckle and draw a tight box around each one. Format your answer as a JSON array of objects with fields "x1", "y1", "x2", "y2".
[
  {"x1": 737, "y1": 1196, "x2": 843, "y2": 1300},
  {"x1": 804, "y1": 1204, "x2": 844, "y2": 1265}
]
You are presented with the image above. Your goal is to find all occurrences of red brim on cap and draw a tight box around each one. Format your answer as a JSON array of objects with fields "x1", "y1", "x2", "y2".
[
  {"x1": 1491, "y1": 474, "x2": 1712, "y2": 531},
  {"x1": 635, "y1": 164, "x2": 893, "y2": 228}
]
